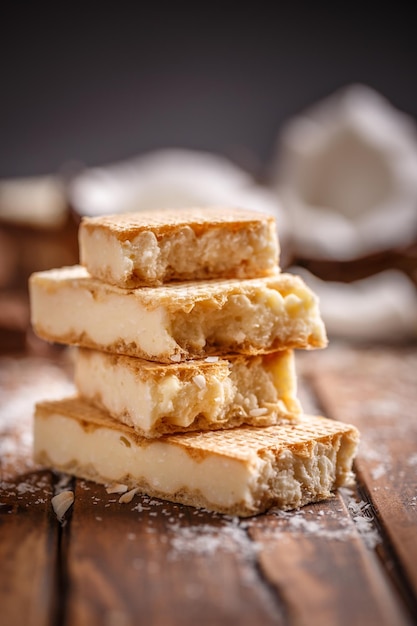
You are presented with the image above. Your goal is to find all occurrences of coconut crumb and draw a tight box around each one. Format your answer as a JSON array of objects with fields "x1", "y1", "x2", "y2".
[
  {"x1": 167, "y1": 520, "x2": 259, "y2": 564},
  {"x1": 119, "y1": 488, "x2": 139, "y2": 504},
  {"x1": 407, "y1": 452, "x2": 417, "y2": 467},
  {"x1": 339, "y1": 487, "x2": 382, "y2": 549},
  {"x1": 169, "y1": 353, "x2": 181, "y2": 362},
  {"x1": 106, "y1": 483, "x2": 129, "y2": 494},
  {"x1": 249, "y1": 407, "x2": 268, "y2": 417},
  {"x1": 204, "y1": 356, "x2": 219, "y2": 363},
  {"x1": 51, "y1": 490, "x2": 74, "y2": 522},
  {"x1": 271, "y1": 507, "x2": 354, "y2": 541},
  {"x1": 192, "y1": 374, "x2": 206, "y2": 390},
  {"x1": 370, "y1": 464, "x2": 386, "y2": 480}
]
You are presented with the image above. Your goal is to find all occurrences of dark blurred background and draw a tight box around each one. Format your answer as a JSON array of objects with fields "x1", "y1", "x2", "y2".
[{"x1": 1, "y1": 5, "x2": 416, "y2": 179}]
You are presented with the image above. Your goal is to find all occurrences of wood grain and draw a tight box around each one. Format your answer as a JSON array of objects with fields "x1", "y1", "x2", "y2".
[
  {"x1": 1, "y1": 348, "x2": 417, "y2": 626},
  {"x1": 300, "y1": 345, "x2": 417, "y2": 615},
  {"x1": 0, "y1": 470, "x2": 58, "y2": 626},
  {"x1": 0, "y1": 355, "x2": 72, "y2": 626},
  {"x1": 251, "y1": 495, "x2": 413, "y2": 626},
  {"x1": 64, "y1": 480, "x2": 284, "y2": 626}
]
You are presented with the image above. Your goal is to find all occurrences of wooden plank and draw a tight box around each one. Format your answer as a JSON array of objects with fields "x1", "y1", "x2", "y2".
[
  {"x1": 0, "y1": 355, "x2": 74, "y2": 626},
  {"x1": 0, "y1": 470, "x2": 58, "y2": 626},
  {"x1": 64, "y1": 479, "x2": 285, "y2": 626},
  {"x1": 299, "y1": 345, "x2": 417, "y2": 612},
  {"x1": 250, "y1": 495, "x2": 413, "y2": 626},
  {"x1": 3, "y1": 349, "x2": 417, "y2": 626}
]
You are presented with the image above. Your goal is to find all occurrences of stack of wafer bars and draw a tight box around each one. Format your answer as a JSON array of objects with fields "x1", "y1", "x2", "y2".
[{"x1": 29, "y1": 207, "x2": 359, "y2": 517}]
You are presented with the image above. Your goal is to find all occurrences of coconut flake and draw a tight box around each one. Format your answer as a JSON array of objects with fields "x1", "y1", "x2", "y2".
[
  {"x1": 192, "y1": 375, "x2": 206, "y2": 390},
  {"x1": 272, "y1": 83, "x2": 417, "y2": 260},
  {"x1": 51, "y1": 490, "x2": 74, "y2": 522},
  {"x1": 106, "y1": 483, "x2": 128, "y2": 494},
  {"x1": 119, "y1": 488, "x2": 139, "y2": 504},
  {"x1": 249, "y1": 407, "x2": 269, "y2": 417}
]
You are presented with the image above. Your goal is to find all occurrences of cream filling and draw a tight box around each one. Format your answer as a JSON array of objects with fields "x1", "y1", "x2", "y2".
[
  {"x1": 123, "y1": 227, "x2": 278, "y2": 280},
  {"x1": 264, "y1": 349, "x2": 298, "y2": 399},
  {"x1": 30, "y1": 269, "x2": 327, "y2": 360},
  {"x1": 74, "y1": 351, "x2": 233, "y2": 430},
  {"x1": 80, "y1": 223, "x2": 278, "y2": 285},
  {"x1": 171, "y1": 289, "x2": 322, "y2": 351},
  {"x1": 73, "y1": 350, "x2": 301, "y2": 434},
  {"x1": 80, "y1": 228, "x2": 138, "y2": 285},
  {"x1": 34, "y1": 413, "x2": 258, "y2": 508},
  {"x1": 30, "y1": 285, "x2": 177, "y2": 358}
]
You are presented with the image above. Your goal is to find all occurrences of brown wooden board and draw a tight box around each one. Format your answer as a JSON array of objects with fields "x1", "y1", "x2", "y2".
[
  {"x1": 250, "y1": 495, "x2": 413, "y2": 626},
  {"x1": 0, "y1": 355, "x2": 73, "y2": 626},
  {"x1": 0, "y1": 469, "x2": 59, "y2": 626},
  {"x1": 64, "y1": 479, "x2": 285, "y2": 626},
  {"x1": 63, "y1": 475, "x2": 416, "y2": 626},
  {"x1": 2, "y1": 349, "x2": 417, "y2": 626},
  {"x1": 299, "y1": 345, "x2": 417, "y2": 618}
]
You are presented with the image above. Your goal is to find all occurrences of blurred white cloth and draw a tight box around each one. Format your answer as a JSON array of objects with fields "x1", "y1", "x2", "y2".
[
  {"x1": 0, "y1": 175, "x2": 67, "y2": 228},
  {"x1": 70, "y1": 147, "x2": 290, "y2": 250},
  {"x1": 293, "y1": 266, "x2": 417, "y2": 342}
]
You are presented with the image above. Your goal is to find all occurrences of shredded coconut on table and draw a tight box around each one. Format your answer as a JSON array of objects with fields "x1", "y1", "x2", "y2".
[
  {"x1": 0, "y1": 473, "x2": 52, "y2": 508},
  {"x1": 167, "y1": 518, "x2": 258, "y2": 562},
  {"x1": 407, "y1": 453, "x2": 417, "y2": 467},
  {"x1": 339, "y1": 487, "x2": 382, "y2": 549},
  {"x1": 370, "y1": 464, "x2": 386, "y2": 480},
  {"x1": 0, "y1": 357, "x2": 74, "y2": 481},
  {"x1": 269, "y1": 509, "x2": 354, "y2": 542},
  {"x1": 123, "y1": 487, "x2": 383, "y2": 559}
]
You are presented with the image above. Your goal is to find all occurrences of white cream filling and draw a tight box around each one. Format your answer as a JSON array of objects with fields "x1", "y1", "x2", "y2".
[
  {"x1": 74, "y1": 350, "x2": 234, "y2": 431},
  {"x1": 80, "y1": 222, "x2": 278, "y2": 285},
  {"x1": 30, "y1": 269, "x2": 326, "y2": 360},
  {"x1": 80, "y1": 228, "x2": 134, "y2": 285},
  {"x1": 31, "y1": 285, "x2": 177, "y2": 358},
  {"x1": 34, "y1": 413, "x2": 257, "y2": 508},
  {"x1": 75, "y1": 356, "x2": 155, "y2": 430}
]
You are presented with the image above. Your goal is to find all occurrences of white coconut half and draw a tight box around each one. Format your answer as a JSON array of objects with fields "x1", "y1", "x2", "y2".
[{"x1": 272, "y1": 84, "x2": 417, "y2": 260}]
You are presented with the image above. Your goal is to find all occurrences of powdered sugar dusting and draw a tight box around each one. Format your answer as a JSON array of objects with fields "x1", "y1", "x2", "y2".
[{"x1": 121, "y1": 487, "x2": 382, "y2": 561}]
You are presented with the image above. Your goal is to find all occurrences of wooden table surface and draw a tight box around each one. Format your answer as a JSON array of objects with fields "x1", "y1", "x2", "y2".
[{"x1": 1, "y1": 342, "x2": 417, "y2": 626}]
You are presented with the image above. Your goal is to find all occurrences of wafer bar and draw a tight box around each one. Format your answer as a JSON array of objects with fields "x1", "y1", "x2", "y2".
[
  {"x1": 79, "y1": 207, "x2": 279, "y2": 287},
  {"x1": 34, "y1": 397, "x2": 359, "y2": 517},
  {"x1": 74, "y1": 348, "x2": 302, "y2": 437},
  {"x1": 29, "y1": 266, "x2": 327, "y2": 362}
]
